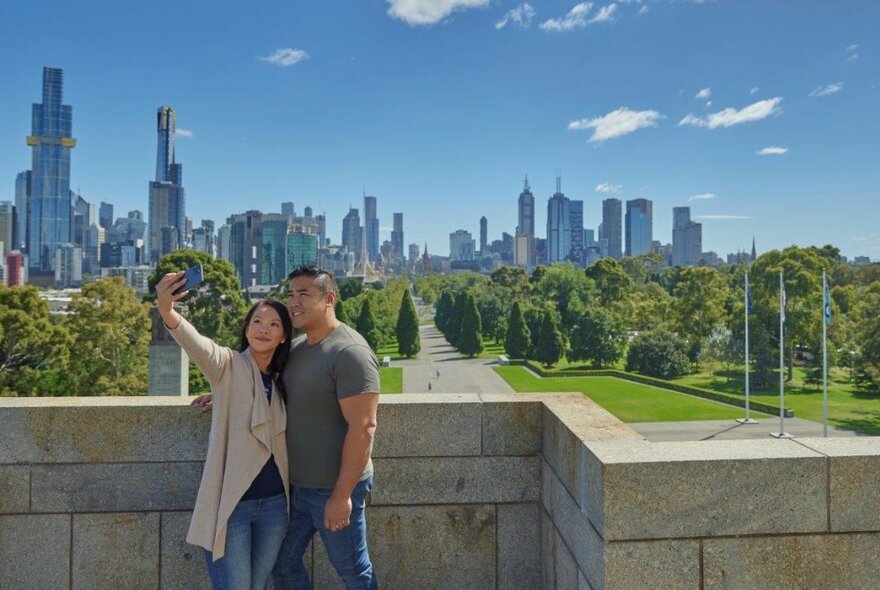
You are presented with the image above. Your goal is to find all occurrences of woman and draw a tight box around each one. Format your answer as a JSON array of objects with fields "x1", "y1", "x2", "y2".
[{"x1": 156, "y1": 270, "x2": 293, "y2": 589}]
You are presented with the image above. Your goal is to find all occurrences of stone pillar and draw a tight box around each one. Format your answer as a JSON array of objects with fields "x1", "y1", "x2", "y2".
[{"x1": 147, "y1": 307, "x2": 189, "y2": 396}]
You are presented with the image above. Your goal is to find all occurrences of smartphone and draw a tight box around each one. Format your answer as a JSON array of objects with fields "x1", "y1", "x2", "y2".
[{"x1": 173, "y1": 264, "x2": 204, "y2": 295}]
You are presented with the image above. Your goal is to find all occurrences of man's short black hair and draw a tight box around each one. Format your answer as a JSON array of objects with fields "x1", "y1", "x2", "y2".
[{"x1": 288, "y1": 265, "x2": 337, "y2": 295}]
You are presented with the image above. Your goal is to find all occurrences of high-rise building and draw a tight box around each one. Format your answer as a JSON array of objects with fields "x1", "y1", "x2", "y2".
[
  {"x1": 391, "y1": 213, "x2": 404, "y2": 260},
  {"x1": 281, "y1": 202, "x2": 295, "y2": 219},
  {"x1": 569, "y1": 200, "x2": 584, "y2": 264},
  {"x1": 148, "y1": 106, "x2": 185, "y2": 263},
  {"x1": 14, "y1": 171, "x2": 31, "y2": 251},
  {"x1": 54, "y1": 243, "x2": 82, "y2": 288},
  {"x1": 5, "y1": 251, "x2": 26, "y2": 286},
  {"x1": 260, "y1": 214, "x2": 289, "y2": 285},
  {"x1": 315, "y1": 214, "x2": 327, "y2": 248},
  {"x1": 517, "y1": 175, "x2": 534, "y2": 238},
  {"x1": 449, "y1": 230, "x2": 476, "y2": 261},
  {"x1": 26, "y1": 67, "x2": 76, "y2": 272},
  {"x1": 287, "y1": 231, "x2": 318, "y2": 269},
  {"x1": 625, "y1": 198, "x2": 653, "y2": 257},
  {"x1": 0, "y1": 202, "x2": 14, "y2": 256},
  {"x1": 341, "y1": 208, "x2": 361, "y2": 256},
  {"x1": 363, "y1": 195, "x2": 379, "y2": 263},
  {"x1": 217, "y1": 224, "x2": 232, "y2": 262},
  {"x1": 229, "y1": 210, "x2": 263, "y2": 288},
  {"x1": 672, "y1": 207, "x2": 702, "y2": 267},
  {"x1": 99, "y1": 202, "x2": 113, "y2": 230},
  {"x1": 546, "y1": 176, "x2": 570, "y2": 264},
  {"x1": 71, "y1": 192, "x2": 95, "y2": 248},
  {"x1": 601, "y1": 199, "x2": 622, "y2": 259},
  {"x1": 479, "y1": 216, "x2": 488, "y2": 255}
]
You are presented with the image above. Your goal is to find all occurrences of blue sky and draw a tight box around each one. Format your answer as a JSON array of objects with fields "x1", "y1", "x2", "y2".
[{"x1": 2, "y1": 0, "x2": 878, "y2": 259}]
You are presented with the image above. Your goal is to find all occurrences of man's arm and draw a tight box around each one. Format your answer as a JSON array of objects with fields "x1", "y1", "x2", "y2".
[{"x1": 323, "y1": 392, "x2": 378, "y2": 530}]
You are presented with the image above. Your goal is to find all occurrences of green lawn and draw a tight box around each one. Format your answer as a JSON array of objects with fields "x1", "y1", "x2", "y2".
[
  {"x1": 673, "y1": 366, "x2": 880, "y2": 435},
  {"x1": 478, "y1": 339, "x2": 506, "y2": 359},
  {"x1": 379, "y1": 367, "x2": 403, "y2": 394},
  {"x1": 494, "y1": 366, "x2": 749, "y2": 423},
  {"x1": 376, "y1": 338, "x2": 406, "y2": 361}
]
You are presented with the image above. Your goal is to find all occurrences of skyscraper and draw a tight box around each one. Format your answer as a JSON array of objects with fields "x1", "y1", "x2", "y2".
[
  {"x1": 391, "y1": 213, "x2": 404, "y2": 260},
  {"x1": 601, "y1": 198, "x2": 623, "y2": 259},
  {"x1": 229, "y1": 210, "x2": 264, "y2": 288},
  {"x1": 625, "y1": 198, "x2": 653, "y2": 257},
  {"x1": 363, "y1": 195, "x2": 379, "y2": 262},
  {"x1": 0, "y1": 202, "x2": 14, "y2": 255},
  {"x1": 99, "y1": 201, "x2": 113, "y2": 230},
  {"x1": 26, "y1": 67, "x2": 76, "y2": 272},
  {"x1": 569, "y1": 200, "x2": 584, "y2": 265},
  {"x1": 14, "y1": 171, "x2": 31, "y2": 251},
  {"x1": 479, "y1": 216, "x2": 487, "y2": 255},
  {"x1": 341, "y1": 208, "x2": 362, "y2": 256},
  {"x1": 260, "y1": 213, "x2": 289, "y2": 285},
  {"x1": 449, "y1": 230, "x2": 476, "y2": 261},
  {"x1": 546, "y1": 176, "x2": 570, "y2": 264},
  {"x1": 517, "y1": 175, "x2": 535, "y2": 237},
  {"x1": 148, "y1": 106, "x2": 186, "y2": 263},
  {"x1": 672, "y1": 206, "x2": 702, "y2": 267},
  {"x1": 281, "y1": 202, "x2": 295, "y2": 220}
]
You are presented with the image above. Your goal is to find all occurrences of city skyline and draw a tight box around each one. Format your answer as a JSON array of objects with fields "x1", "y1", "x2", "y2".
[{"x1": 2, "y1": 2, "x2": 878, "y2": 259}]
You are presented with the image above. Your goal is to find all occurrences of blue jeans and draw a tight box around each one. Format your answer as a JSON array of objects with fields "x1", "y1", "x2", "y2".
[
  {"x1": 204, "y1": 493, "x2": 288, "y2": 590},
  {"x1": 271, "y1": 477, "x2": 376, "y2": 590}
]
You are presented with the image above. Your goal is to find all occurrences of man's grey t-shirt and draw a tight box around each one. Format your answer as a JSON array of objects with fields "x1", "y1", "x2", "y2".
[{"x1": 283, "y1": 323, "x2": 380, "y2": 488}]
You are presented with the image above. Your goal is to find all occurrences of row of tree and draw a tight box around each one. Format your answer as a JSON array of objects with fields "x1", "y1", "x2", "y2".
[
  {"x1": 1, "y1": 249, "x2": 422, "y2": 396},
  {"x1": 416, "y1": 246, "x2": 880, "y2": 388}
]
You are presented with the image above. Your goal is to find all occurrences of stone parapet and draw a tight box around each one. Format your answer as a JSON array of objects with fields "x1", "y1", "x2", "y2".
[{"x1": 2, "y1": 393, "x2": 879, "y2": 589}]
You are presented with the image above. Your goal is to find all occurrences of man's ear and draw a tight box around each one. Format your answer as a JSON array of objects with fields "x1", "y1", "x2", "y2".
[{"x1": 326, "y1": 290, "x2": 337, "y2": 307}]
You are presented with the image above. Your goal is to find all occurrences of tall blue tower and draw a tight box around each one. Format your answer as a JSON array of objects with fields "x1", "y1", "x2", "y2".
[{"x1": 26, "y1": 67, "x2": 76, "y2": 271}]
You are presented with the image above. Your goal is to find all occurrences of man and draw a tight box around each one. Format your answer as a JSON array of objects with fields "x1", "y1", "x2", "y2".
[{"x1": 272, "y1": 265, "x2": 380, "y2": 590}]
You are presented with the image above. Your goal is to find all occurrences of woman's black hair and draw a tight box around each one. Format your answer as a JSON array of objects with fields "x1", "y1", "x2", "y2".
[{"x1": 238, "y1": 299, "x2": 293, "y2": 403}]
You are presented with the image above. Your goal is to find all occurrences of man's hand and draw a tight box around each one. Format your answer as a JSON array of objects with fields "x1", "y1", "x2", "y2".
[
  {"x1": 190, "y1": 394, "x2": 213, "y2": 412},
  {"x1": 324, "y1": 492, "x2": 353, "y2": 532}
]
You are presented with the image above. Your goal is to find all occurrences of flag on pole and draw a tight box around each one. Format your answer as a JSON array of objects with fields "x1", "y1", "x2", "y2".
[
  {"x1": 780, "y1": 279, "x2": 786, "y2": 323},
  {"x1": 746, "y1": 274, "x2": 754, "y2": 312},
  {"x1": 823, "y1": 275, "x2": 832, "y2": 325}
]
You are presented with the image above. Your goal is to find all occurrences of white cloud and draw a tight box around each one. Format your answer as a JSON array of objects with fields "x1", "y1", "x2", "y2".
[
  {"x1": 638, "y1": 5, "x2": 648, "y2": 15},
  {"x1": 847, "y1": 53, "x2": 859, "y2": 61},
  {"x1": 757, "y1": 146, "x2": 788, "y2": 156},
  {"x1": 810, "y1": 82, "x2": 844, "y2": 97},
  {"x1": 387, "y1": 0, "x2": 490, "y2": 26},
  {"x1": 590, "y1": 3, "x2": 618, "y2": 23},
  {"x1": 846, "y1": 44, "x2": 859, "y2": 61},
  {"x1": 847, "y1": 44, "x2": 859, "y2": 52},
  {"x1": 678, "y1": 97, "x2": 783, "y2": 129},
  {"x1": 695, "y1": 87, "x2": 711, "y2": 100},
  {"x1": 569, "y1": 107, "x2": 663, "y2": 142},
  {"x1": 495, "y1": 3, "x2": 535, "y2": 29},
  {"x1": 695, "y1": 215, "x2": 752, "y2": 220},
  {"x1": 750, "y1": 86, "x2": 760, "y2": 95},
  {"x1": 175, "y1": 129, "x2": 193, "y2": 138},
  {"x1": 259, "y1": 48, "x2": 309, "y2": 67},
  {"x1": 540, "y1": 2, "x2": 592, "y2": 31},
  {"x1": 596, "y1": 182, "x2": 622, "y2": 193},
  {"x1": 688, "y1": 193, "x2": 716, "y2": 201}
]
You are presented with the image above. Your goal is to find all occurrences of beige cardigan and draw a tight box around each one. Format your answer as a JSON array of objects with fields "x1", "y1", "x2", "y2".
[{"x1": 168, "y1": 317, "x2": 290, "y2": 560}]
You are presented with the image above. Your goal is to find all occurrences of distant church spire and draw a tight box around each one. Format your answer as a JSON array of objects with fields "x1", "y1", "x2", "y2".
[{"x1": 751, "y1": 236, "x2": 757, "y2": 261}]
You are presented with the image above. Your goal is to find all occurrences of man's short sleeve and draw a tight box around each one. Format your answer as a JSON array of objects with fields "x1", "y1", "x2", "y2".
[{"x1": 334, "y1": 344, "x2": 381, "y2": 399}]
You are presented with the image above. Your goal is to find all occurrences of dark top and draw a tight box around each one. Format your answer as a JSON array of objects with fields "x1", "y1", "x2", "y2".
[{"x1": 241, "y1": 372, "x2": 285, "y2": 500}]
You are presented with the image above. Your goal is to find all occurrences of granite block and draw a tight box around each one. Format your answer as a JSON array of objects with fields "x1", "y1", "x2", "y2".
[
  {"x1": 798, "y1": 437, "x2": 880, "y2": 532},
  {"x1": 588, "y1": 439, "x2": 827, "y2": 540},
  {"x1": 0, "y1": 465, "x2": 29, "y2": 513},
  {"x1": 371, "y1": 456, "x2": 540, "y2": 505},
  {"x1": 313, "y1": 505, "x2": 496, "y2": 589},
  {"x1": 497, "y1": 503, "x2": 541, "y2": 589},
  {"x1": 579, "y1": 569, "x2": 592, "y2": 590},
  {"x1": 703, "y1": 532, "x2": 880, "y2": 589},
  {"x1": 478, "y1": 396, "x2": 542, "y2": 456},
  {"x1": 0, "y1": 514, "x2": 70, "y2": 589},
  {"x1": 373, "y1": 398, "x2": 481, "y2": 457},
  {"x1": 32, "y1": 462, "x2": 202, "y2": 513},
  {"x1": 542, "y1": 510, "x2": 579, "y2": 590},
  {"x1": 72, "y1": 512, "x2": 160, "y2": 589},
  {"x1": 0, "y1": 398, "x2": 209, "y2": 464},
  {"x1": 604, "y1": 540, "x2": 700, "y2": 590},
  {"x1": 160, "y1": 512, "x2": 210, "y2": 589}
]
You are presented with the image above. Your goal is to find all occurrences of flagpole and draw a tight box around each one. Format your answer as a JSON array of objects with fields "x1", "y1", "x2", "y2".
[
  {"x1": 823, "y1": 270, "x2": 829, "y2": 437},
  {"x1": 772, "y1": 270, "x2": 792, "y2": 438},
  {"x1": 738, "y1": 272, "x2": 757, "y2": 424}
]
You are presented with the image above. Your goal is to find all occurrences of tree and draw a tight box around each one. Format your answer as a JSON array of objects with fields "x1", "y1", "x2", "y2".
[
  {"x1": 0, "y1": 285, "x2": 70, "y2": 396},
  {"x1": 434, "y1": 291, "x2": 455, "y2": 334},
  {"x1": 855, "y1": 289, "x2": 880, "y2": 391},
  {"x1": 536, "y1": 262, "x2": 595, "y2": 334},
  {"x1": 534, "y1": 310, "x2": 565, "y2": 368},
  {"x1": 457, "y1": 293, "x2": 484, "y2": 357},
  {"x1": 620, "y1": 253, "x2": 665, "y2": 285},
  {"x1": 751, "y1": 322, "x2": 775, "y2": 389},
  {"x1": 445, "y1": 291, "x2": 467, "y2": 347},
  {"x1": 335, "y1": 299, "x2": 349, "y2": 325},
  {"x1": 566, "y1": 307, "x2": 627, "y2": 368},
  {"x1": 337, "y1": 277, "x2": 364, "y2": 300},
  {"x1": 626, "y1": 328, "x2": 691, "y2": 379},
  {"x1": 355, "y1": 297, "x2": 381, "y2": 352},
  {"x1": 395, "y1": 290, "x2": 421, "y2": 358},
  {"x1": 490, "y1": 266, "x2": 530, "y2": 298},
  {"x1": 673, "y1": 266, "x2": 730, "y2": 361},
  {"x1": 699, "y1": 326, "x2": 742, "y2": 382},
  {"x1": 149, "y1": 249, "x2": 247, "y2": 347},
  {"x1": 585, "y1": 258, "x2": 633, "y2": 306},
  {"x1": 64, "y1": 277, "x2": 151, "y2": 396},
  {"x1": 504, "y1": 301, "x2": 531, "y2": 359},
  {"x1": 476, "y1": 286, "x2": 509, "y2": 343}
]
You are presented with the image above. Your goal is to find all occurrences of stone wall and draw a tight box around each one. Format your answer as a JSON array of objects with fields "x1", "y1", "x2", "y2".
[{"x1": 2, "y1": 394, "x2": 879, "y2": 589}]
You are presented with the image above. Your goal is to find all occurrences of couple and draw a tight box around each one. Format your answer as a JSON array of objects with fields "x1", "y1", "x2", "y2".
[{"x1": 156, "y1": 265, "x2": 379, "y2": 589}]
